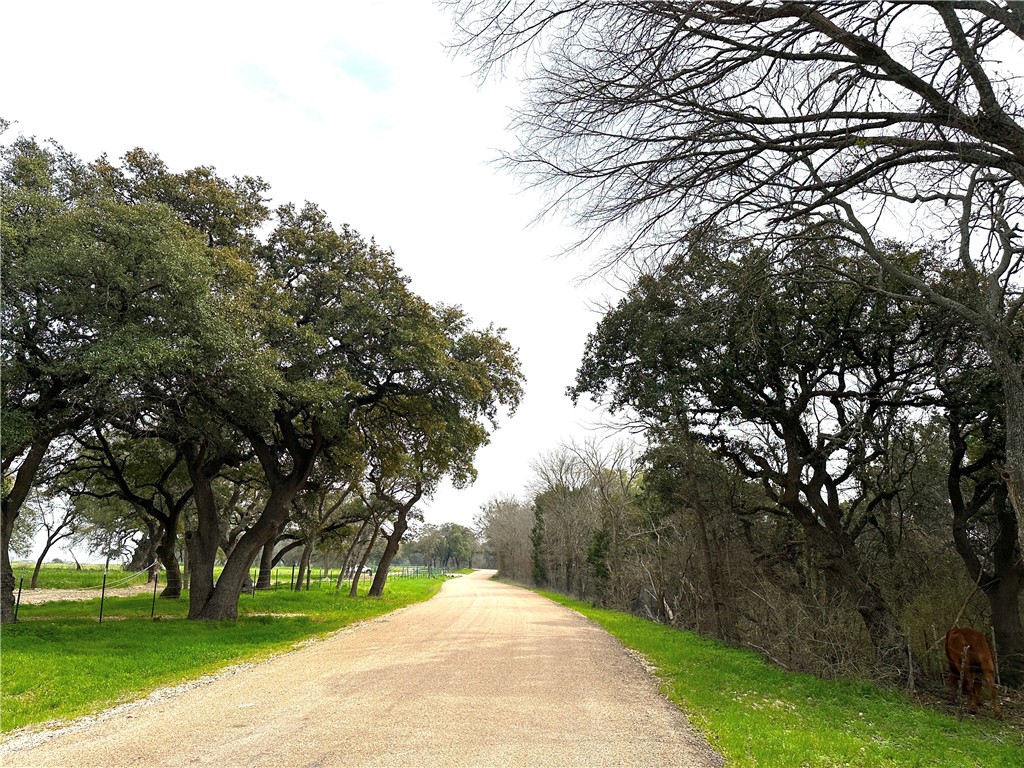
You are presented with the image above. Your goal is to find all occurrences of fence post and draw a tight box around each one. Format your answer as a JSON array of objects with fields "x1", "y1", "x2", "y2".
[
  {"x1": 290, "y1": 563, "x2": 295, "y2": 590},
  {"x1": 13, "y1": 577, "x2": 23, "y2": 623},
  {"x1": 99, "y1": 571, "x2": 108, "y2": 624},
  {"x1": 151, "y1": 572, "x2": 159, "y2": 618}
]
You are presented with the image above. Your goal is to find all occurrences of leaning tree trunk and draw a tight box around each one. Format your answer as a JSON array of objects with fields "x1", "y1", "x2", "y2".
[
  {"x1": 295, "y1": 542, "x2": 313, "y2": 592},
  {"x1": 30, "y1": 542, "x2": 56, "y2": 589},
  {"x1": 1, "y1": 439, "x2": 50, "y2": 624},
  {"x1": 368, "y1": 511, "x2": 410, "y2": 597},
  {"x1": 255, "y1": 539, "x2": 275, "y2": 590},
  {"x1": 192, "y1": 493, "x2": 294, "y2": 620},
  {"x1": 156, "y1": 524, "x2": 183, "y2": 599},
  {"x1": 255, "y1": 522, "x2": 285, "y2": 590},
  {"x1": 349, "y1": 525, "x2": 380, "y2": 598},
  {"x1": 337, "y1": 519, "x2": 369, "y2": 589}
]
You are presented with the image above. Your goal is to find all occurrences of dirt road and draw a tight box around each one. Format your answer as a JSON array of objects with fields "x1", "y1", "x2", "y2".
[{"x1": 3, "y1": 570, "x2": 721, "y2": 767}]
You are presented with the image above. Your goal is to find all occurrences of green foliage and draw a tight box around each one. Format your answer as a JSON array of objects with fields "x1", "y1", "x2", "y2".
[
  {"x1": 0, "y1": 577, "x2": 442, "y2": 731},
  {"x1": 542, "y1": 592, "x2": 1023, "y2": 767},
  {"x1": 2, "y1": 132, "x2": 524, "y2": 622}
]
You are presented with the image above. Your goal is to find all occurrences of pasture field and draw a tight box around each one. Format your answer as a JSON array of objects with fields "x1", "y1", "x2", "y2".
[
  {"x1": 0, "y1": 577, "x2": 443, "y2": 733},
  {"x1": 9, "y1": 563, "x2": 115, "y2": 590},
  {"x1": 542, "y1": 591, "x2": 1024, "y2": 768},
  {"x1": 8, "y1": 563, "x2": 336, "y2": 592}
]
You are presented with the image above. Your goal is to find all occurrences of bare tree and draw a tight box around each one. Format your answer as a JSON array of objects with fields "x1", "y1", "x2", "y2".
[
  {"x1": 448, "y1": 1, "x2": 1024, "y2": 546},
  {"x1": 476, "y1": 495, "x2": 535, "y2": 581},
  {"x1": 24, "y1": 493, "x2": 80, "y2": 589}
]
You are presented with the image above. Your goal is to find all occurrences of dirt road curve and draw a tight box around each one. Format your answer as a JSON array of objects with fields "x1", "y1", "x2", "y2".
[{"x1": 3, "y1": 570, "x2": 722, "y2": 767}]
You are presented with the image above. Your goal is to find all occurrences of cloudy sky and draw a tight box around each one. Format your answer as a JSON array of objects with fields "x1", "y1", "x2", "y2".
[{"x1": 3, "y1": 1, "x2": 614, "y2": 536}]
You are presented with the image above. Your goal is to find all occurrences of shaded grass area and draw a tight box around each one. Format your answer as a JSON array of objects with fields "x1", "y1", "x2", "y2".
[
  {"x1": 1, "y1": 578, "x2": 442, "y2": 733},
  {"x1": 541, "y1": 591, "x2": 1024, "y2": 768}
]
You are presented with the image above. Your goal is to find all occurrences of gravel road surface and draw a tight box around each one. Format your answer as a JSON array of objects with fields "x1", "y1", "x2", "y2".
[{"x1": 3, "y1": 570, "x2": 722, "y2": 767}]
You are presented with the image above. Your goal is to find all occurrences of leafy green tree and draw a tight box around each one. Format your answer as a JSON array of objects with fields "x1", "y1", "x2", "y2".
[
  {"x1": 573, "y1": 234, "x2": 935, "y2": 678},
  {"x1": 437, "y1": 523, "x2": 475, "y2": 569},
  {"x1": 62, "y1": 429, "x2": 194, "y2": 596},
  {"x1": 3, "y1": 134, "x2": 524, "y2": 623},
  {"x1": 1, "y1": 137, "x2": 227, "y2": 622}
]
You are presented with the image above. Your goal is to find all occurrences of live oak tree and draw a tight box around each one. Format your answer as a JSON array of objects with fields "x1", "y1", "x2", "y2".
[
  {"x1": 1, "y1": 137, "x2": 227, "y2": 623},
  {"x1": 63, "y1": 429, "x2": 194, "y2": 597},
  {"x1": 358, "y1": 305, "x2": 524, "y2": 597},
  {"x1": 3, "y1": 134, "x2": 524, "y2": 622},
  {"x1": 177, "y1": 201, "x2": 521, "y2": 619},
  {"x1": 448, "y1": 0, "x2": 1024, "y2": 551},
  {"x1": 572, "y1": 235, "x2": 936, "y2": 677}
]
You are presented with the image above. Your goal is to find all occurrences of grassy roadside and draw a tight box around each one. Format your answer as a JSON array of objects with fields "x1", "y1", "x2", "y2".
[
  {"x1": 540, "y1": 591, "x2": 1024, "y2": 767},
  {"x1": 1, "y1": 577, "x2": 443, "y2": 733}
]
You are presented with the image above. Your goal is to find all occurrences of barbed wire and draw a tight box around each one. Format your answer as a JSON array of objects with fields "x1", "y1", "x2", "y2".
[{"x1": 32, "y1": 562, "x2": 162, "y2": 591}]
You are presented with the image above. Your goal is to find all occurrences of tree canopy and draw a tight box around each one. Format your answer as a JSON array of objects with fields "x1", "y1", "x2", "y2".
[{"x1": 1, "y1": 132, "x2": 523, "y2": 622}]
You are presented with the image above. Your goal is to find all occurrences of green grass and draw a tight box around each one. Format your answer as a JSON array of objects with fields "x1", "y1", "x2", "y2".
[
  {"x1": 10, "y1": 564, "x2": 117, "y2": 590},
  {"x1": 9, "y1": 564, "x2": 320, "y2": 591},
  {"x1": 1, "y1": 577, "x2": 442, "y2": 733},
  {"x1": 540, "y1": 591, "x2": 1024, "y2": 768}
]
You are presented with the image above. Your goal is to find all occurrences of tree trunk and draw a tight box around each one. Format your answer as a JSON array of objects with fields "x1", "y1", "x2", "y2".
[
  {"x1": 180, "y1": 542, "x2": 190, "y2": 590},
  {"x1": 349, "y1": 525, "x2": 380, "y2": 598},
  {"x1": 692, "y1": 500, "x2": 736, "y2": 643},
  {"x1": 295, "y1": 543, "x2": 312, "y2": 592},
  {"x1": 803, "y1": 518, "x2": 912, "y2": 681},
  {"x1": 1, "y1": 439, "x2": 51, "y2": 624},
  {"x1": 29, "y1": 542, "x2": 55, "y2": 589},
  {"x1": 192, "y1": 493, "x2": 293, "y2": 620},
  {"x1": 989, "y1": 341, "x2": 1024, "y2": 557},
  {"x1": 369, "y1": 511, "x2": 410, "y2": 597},
  {"x1": 127, "y1": 518, "x2": 160, "y2": 573},
  {"x1": 986, "y1": 570, "x2": 1024, "y2": 689},
  {"x1": 156, "y1": 523, "x2": 183, "y2": 598},
  {"x1": 184, "y1": 449, "x2": 223, "y2": 619},
  {"x1": 983, "y1": 487, "x2": 1024, "y2": 688},
  {"x1": 255, "y1": 534, "x2": 278, "y2": 590},
  {"x1": 337, "y1": 519, "x2": 369, "y2": 588}
]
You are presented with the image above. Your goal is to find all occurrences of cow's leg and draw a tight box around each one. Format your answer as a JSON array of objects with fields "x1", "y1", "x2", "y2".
[
  {"x1": 982, "y1": 664, "x2": 1001, "y2": 717},
  {"x1": 968, "y1": 675, "x2": 981, "y2": 714},
  {"x1": 948, "y1": 664, "x2": 961, "y2": 704}
]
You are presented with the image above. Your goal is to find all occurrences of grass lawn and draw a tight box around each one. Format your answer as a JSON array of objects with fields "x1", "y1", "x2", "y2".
[
  {"x1": 541, "y1": 591, "x2": 1024, "y2": 768},
  {"x1": 1, "y1": 577, "x2": 443, "y2": 733}
]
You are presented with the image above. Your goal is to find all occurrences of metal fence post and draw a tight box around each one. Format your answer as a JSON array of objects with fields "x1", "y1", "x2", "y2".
[
  {"x1": 151, "y1": 572, "x2": 159, "y2": 618},
  {"x1": 99, "y1": 571, "x2": 108, "y2": 624}
]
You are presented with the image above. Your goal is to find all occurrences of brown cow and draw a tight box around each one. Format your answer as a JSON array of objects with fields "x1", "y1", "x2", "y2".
[{"x1": 945, "y1": 627, "x2": 1000, "y2": 717}]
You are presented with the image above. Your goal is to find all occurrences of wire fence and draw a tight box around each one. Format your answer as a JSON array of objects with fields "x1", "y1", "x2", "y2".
[{"x1": 12, "y1": 563, "x2": 451, "y2": 623}]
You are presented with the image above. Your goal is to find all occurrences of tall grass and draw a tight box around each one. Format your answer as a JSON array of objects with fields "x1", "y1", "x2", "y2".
[
  {"x1": 1, "y1": 577, "x2": 442, "y2": 732},
  {"x1": 541, "y1": 591, "x2": 1024, "y2": 768}
]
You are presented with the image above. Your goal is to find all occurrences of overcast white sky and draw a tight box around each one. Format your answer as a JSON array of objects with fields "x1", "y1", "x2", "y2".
[{"x1": 3, "y1": 1, "x2": 615, "y2": 543}]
